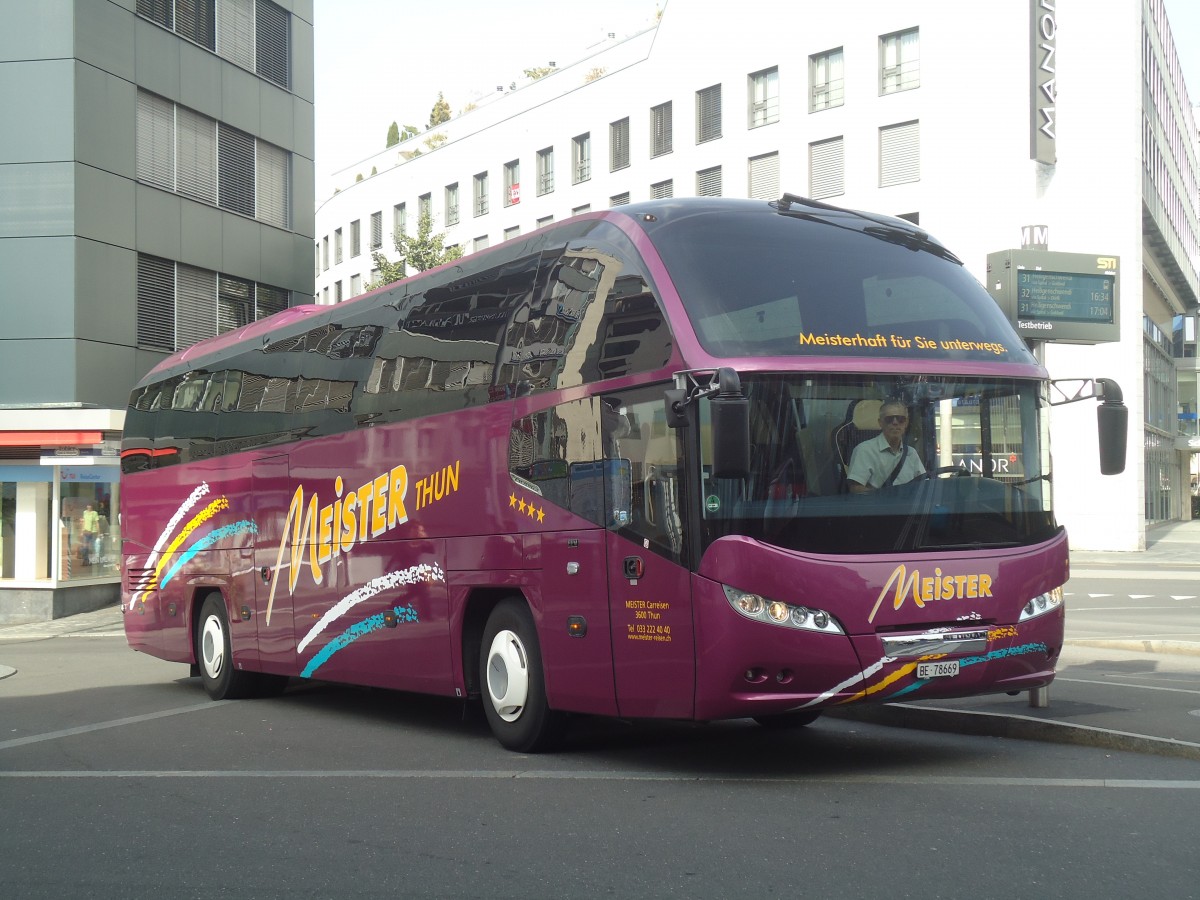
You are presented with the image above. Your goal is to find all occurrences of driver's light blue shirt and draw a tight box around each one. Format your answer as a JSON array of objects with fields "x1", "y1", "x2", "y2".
[{"x1": 847, "y1": 433, "x2": 925, "y2": 489}]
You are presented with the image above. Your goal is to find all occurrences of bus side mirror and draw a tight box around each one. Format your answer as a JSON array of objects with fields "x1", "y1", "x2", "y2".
[
  {"x1": 1096, "y1": 378, "x2": 1127, "y2": 476},
  {"x1": 710, "y1": 369, "x2": 750, "y2": 480}
]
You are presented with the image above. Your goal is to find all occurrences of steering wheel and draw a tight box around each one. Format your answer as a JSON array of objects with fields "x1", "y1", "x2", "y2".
[{"x1": 919, "y1": 465, "x2": 967, "y2": 480}]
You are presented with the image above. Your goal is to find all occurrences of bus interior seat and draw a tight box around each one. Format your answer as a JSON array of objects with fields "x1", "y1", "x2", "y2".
[{"x1": 832, "y1": 399, "x2": 882, "y2": 490}]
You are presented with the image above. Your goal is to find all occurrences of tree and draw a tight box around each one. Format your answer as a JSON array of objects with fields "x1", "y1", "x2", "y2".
[
  {"x1": 400, "y1": 124, "x2": 419, "y2": 141},
  {"x1": 386, "y1": 121, "x2": 400, "y2": 147},
  {"x1": 428, "y1": 92, "x2": 451, "y2": 129},
  {"x1": 584, "y1": 67, "x2": 606, "y2": 83},
  {"x1": 524, "y1": 66, "x2": 553, "y2": 80},
  {"x1": 366, "y1": 209, "x2": 463, "y2": 290},
  {"x1": 424, "y1": 132, "x2": 447, "y2": 152}
]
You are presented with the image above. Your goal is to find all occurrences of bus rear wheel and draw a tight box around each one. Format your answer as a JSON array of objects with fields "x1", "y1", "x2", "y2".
[
  {"x1": 196, "y1": 593, "x2": 278, "y2": 700},
  {"x1": 753, "y1": 710, "x2": 821, "y2": 729},
  {"x1": 480, "y1": 599, "x2": 563, "y2": 752}
]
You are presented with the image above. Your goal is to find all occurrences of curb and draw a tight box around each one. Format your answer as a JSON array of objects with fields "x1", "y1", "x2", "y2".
[
  {"x1": 826, "y1": 703, "x2": 1200, "y2": 762},
  {"x1": 1065, "y1": 638, "x2": 1200, "y2": 656}
]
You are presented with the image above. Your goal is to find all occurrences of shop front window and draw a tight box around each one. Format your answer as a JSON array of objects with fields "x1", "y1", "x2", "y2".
[{"x1": 59, "y1": 469, "x2": 120, "y2": 580}]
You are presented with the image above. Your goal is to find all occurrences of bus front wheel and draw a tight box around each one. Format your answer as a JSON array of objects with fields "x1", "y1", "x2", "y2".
[
  {"x1": 196, "y1": 593, "x2": 265, "y2": 700},
  {"x1": 480, "y1": 599, "x2": 563, "y2": 752}
]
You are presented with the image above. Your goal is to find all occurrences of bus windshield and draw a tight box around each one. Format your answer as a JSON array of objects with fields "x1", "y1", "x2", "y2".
[
  {"x1": 698, "y1": 374, "x2": 1056, "y2": 555},
  {"x1": 645, "y1": 203, "x2": 1033, "y2": 364}
]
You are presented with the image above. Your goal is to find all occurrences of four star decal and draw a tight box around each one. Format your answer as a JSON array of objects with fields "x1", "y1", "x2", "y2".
[{"x1": 509, "y1": 492, "x2": 546, "y2": 523}]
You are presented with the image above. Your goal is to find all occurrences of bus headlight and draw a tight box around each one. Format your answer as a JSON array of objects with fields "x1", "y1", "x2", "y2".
[
  {"x1": 1019, "y1": 585, "x2": 1064, "y2": 622},
  {"x1": 723, "y1": 585, "x2": 844, "y2": 634}
]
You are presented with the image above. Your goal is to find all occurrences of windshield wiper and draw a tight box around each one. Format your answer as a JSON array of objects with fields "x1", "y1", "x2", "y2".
[{"x1": 769, "y1": 193, "x2": 962, "y2": 264}]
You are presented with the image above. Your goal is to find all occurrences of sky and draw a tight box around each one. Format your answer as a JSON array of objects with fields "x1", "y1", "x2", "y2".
[
  {"x1": 311, "y1": 0, "x2": 1200, "y2": 202},
  {"x1": 311, "y1": 0, "x2": 661, "y2": 200}
]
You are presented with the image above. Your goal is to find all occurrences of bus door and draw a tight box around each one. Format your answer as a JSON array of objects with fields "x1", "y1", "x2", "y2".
[
  {"x1": 603, "y1": 392, "x2": 696, "y2": 720},
  {"x1": 252, "y1": 454, "x2": 296, "y2": 675}
]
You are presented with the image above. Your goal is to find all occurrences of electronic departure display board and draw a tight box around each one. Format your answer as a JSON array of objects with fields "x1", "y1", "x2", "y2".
[
  {"x1": 1016, "y1": 270, "x2": 1115, "y2": 324},
  {"x1": 986, "y1": 249, "x2": 1120, "y2": 344}
]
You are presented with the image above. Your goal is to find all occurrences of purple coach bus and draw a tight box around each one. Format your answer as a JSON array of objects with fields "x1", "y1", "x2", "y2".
[{"x1": 120, "y1": 196, "x2": 1127, "y2": 751}]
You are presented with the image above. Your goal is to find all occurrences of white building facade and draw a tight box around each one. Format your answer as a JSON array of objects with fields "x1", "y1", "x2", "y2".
[{"x1": 315, "y1": 0, "x2": 1200, "y2": 552}]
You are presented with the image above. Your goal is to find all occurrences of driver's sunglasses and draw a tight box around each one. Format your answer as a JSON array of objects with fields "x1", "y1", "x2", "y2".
[{"x1": 882, "y1": 414, "x2": 908, "y2": 425}]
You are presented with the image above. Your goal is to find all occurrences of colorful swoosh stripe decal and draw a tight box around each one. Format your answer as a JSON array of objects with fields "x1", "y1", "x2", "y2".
[
  {"x1": 882, "y1": 642, "x2": 1049, "y2": 700},
  {"x1": 159, "y1": 521, "x2": 258, "y2": 588},
  {"x1": 300, "y1": 605, "x2": 419, "y2": 678},
  {"x1": 128, "y1": 482, "x2": 212, "y2": 608}
]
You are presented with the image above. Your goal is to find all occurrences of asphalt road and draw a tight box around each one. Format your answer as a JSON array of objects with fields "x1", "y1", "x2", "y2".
[{"x1": 2, "y1": 636, "x2": 1199, "y2": 899}]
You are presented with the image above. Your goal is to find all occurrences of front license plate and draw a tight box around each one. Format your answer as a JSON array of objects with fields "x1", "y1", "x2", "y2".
[{"x1": 917, "y1": 660, "x2": 960, "y2": 679}]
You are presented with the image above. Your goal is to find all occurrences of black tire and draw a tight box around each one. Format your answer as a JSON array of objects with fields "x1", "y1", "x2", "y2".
[
  {"x1": 196, "y1": 593, "x2": 262, "y2": 700},
  {"x1": 479, "y1": 599, "x2": 563, "y2": 752},
  {"x1": 753, "y1": 710, "x2": 821, "y2": 729}
]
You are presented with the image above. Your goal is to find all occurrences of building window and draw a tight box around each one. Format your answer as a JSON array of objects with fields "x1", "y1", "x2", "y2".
[
  {"x1": 651, "y1": 102, "x2": 673, "y2": 157},
  {"x1": 536, "y1": 215, "x2": 554, "y2": 228},
  {"x1": 809, "y1": 136, "x2": 844, "y2": 199},
  {"x1": 536, "y1": 147, "x2": 554, "y2": 196},
  {"x1": 572, "y1": 132, "x2": 591, "y2": 183},
  {"x1": 503, "y1": 160, "x2": 520, "y2": 207},
  {"x1": 748, "y1": 67, "x2": 778, "y2": 128},
  {"x1": 696, "y1": 84, "x2": 721, "y2": 143},
  {"x1": 474, "y1": 171, "x2": 489, "y2": 216},
  {"x1": 138, "y1": 0, "x2": 291, "y2": 90},
  {"x1": 880, "y1": 120, "x2": 920, "y2": 186},
  {"x1": 572, "y1": 204, "x2": 591, "y2": 215},
  {"x1": 370, "y1": 210, "x2": 382, "y2": 249},
  {"x1": 504, "y1": 225, "x2": 520, "y2": 240},
  {"x1": 418, "y1": 193, "x2": 432, "y2": 222},
  {"x1": 748, "y1": 151, "x2": 780, "y2": 199},
  {"x1": 881, "y1": 28, "x2": 919, "y2": 94},
  {"x1": 810, "y1": 48, "x2": 844, "y2": 112},
  {"x1": 350, "y1": 219, "x2": 361, "y2": 257},
  {"x1": 696, "y1": 165, "x2": 722, "y2": 196},
  {"x1": 445, "y1": 182, "x2": 459, "y2": 226},
  {"x1": 350, "y1": 273, "x2": 361, "y2": 297},
  {"x1": 650, "y1": 179, "x2": 673, "y2": 199},
  {"x1": 394, "y1": 203, "x2": 406, "y2": 238},
  {"x1": 321, "y1": 236, "x2": 328, "y2": 271},
  {"x1": 136, "y1": 89, "x2": 291, "y2": 228},
  {"x1": 610, "y1": 192, "x2": 630, "y2": 207},
  {"x1": 334, "y1": 280, "x2": 343, "y2": 303},
  {"x1": 333, "y1": 227, "x2": 343, "y2": 265},
  {"x1": 137, "y1": 252, "x2": 289, "y2": 351},
  {"x1": 610, "y1": 117, "x2": 630, "y2": 170},
  {"x1": 474, "y1": 235, "x2": 489, "y2": 252}
]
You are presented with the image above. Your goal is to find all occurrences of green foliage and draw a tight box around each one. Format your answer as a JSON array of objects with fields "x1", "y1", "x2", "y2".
[
  {"x1": 424, "y1": 132, "x2": 448, "y2": 151},
  {"x1": 400, "y1": 124, "x2": 419, "y2": 141},
  {"x1": 365, "y1": 209, "x2": 463, "y2": 290},
  {"x1": 584, "y1": 67, "x2": 606, "y2": 82},
  {"x1": 524, "y1": 66, "x2": 554, "y2": 80},
  {"x1": 386, "y1": 121, "x2": 400, "y2": 147},
  {"x1": 428, "y1": 92, "x2": 451, "y2": 129}
]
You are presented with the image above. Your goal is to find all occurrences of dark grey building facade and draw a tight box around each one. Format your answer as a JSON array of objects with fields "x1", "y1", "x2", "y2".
[{"x1": 0, "y1": 0, "x2": 315, "y2": 622}]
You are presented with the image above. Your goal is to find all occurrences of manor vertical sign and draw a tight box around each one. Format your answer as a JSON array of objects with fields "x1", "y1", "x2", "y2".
[{"x1": 1030, "y1": 0, "x2": 1057, "y2": 164}]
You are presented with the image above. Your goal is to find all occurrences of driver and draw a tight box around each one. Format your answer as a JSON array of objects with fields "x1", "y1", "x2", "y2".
[{"x1": 847, "y1": 400, "x2": 925, "y2": 492}]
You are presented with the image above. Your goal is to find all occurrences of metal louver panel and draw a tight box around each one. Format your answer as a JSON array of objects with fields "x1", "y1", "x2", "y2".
[
  {"x1": 136, "y1": 0, "x2": 172, "y2": 28},
  {"x1": 255, "y1": 283, "x2": 289, "y2": 319},
  {"x1": 218, "y1": 123, "x2": 255, "y2": 216},
  {"x1": 650, "y1": 179, "x2": 673, "y2": 199},
  {"x1": 217, "y1": 0, "x2": 254, "y2": 70},
  {"x1": 136, "y1": 91, "x2": 174, "y2": 190},
  {"x1": 696, "y1": 85, "x2": 721, "y2": 143},
  {"x1": 748, "y1": 151, "x2": 780, "y2": 199},
  {"x1": 256, "y1": 139, "x2": 290, "y2": 228},
  {"x1": 696, "y1": 166, "x2": 722, "y2": 197},
  {"x1": 176, "y1": 107, "x2": 217, "y2": 202},
  {"x1": 880, "y1": 121, "x2": 920, "y2": 187},
  {"x1": 370, "y1": 211, "x2": 382, "y2": 249},
  {"x1": 651, "y1": 103, "x2": 672, "y2": 157},
  {"x1": 175, "y1": 0, "x2": 216, "y2": 49},
  {"x1": 218, "y1": 274, "x2": 253, "y2": 334},
  {"x1": 136, "y1": 254, "x2": 176, "y2": 350},
  {"x1": 610, "y1": 118, "x2": 629, "y2": 170},
  {"x1": 255, "y1": 0, "x2": 290, "y2": 89},
  {"x1": 810, "y1": 137, "x2": 844, "y2": 199},
  {"x1": 176, "y1": 264, "x2": 217, "y2": 349}
]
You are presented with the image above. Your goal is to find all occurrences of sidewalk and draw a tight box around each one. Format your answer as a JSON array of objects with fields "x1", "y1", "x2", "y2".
[{"x1": 3, "y1": 523, "x2": 1199, "y2": 759}]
